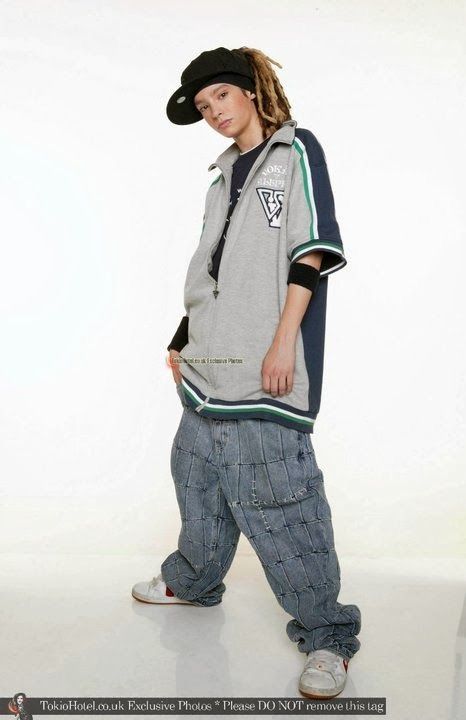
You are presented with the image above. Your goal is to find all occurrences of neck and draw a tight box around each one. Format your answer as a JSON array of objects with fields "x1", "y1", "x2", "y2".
[
  {"x1": 233, "y1": 118, "x2": 271, "y2": 153},
  {"x1": 239, "y1": 138, "x2": 267, "y2": 155}
]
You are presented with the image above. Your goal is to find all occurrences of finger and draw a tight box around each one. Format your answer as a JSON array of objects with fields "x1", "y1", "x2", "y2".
[
  {"x1": 168, "y1": 352, "x2": 178, "y2": 372},
  {"x1": 285, "y1": 373, "x2": 293, "y2": 394},
  {"x1": 262, "y1": 373, "x2": 271, "y2": 395},
  {"x1": 278, "y1": 375, "x2": 288, "y2": 396}
]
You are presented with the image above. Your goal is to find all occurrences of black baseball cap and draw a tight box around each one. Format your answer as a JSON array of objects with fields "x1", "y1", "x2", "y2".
[{"x1": 166, "y1": 47, "x2": 256, "y2": 125}]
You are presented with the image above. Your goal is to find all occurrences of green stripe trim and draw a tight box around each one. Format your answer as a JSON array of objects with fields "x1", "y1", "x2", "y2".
[
  {"x1": 182, "y1": 384, "x2": 314, "y2": 428},
  {"x1": 199, "y1": 213, "x2": 205, "y2": 240},
  {"x1": 290, "y1": 240, "x2": 345, "y2": 263},
  {"x1": 292, "y1": 139, "x2": 317, "y2": 241},
  {"x1": 209, "y1": 173, "x2": 222, "y2": 187}
]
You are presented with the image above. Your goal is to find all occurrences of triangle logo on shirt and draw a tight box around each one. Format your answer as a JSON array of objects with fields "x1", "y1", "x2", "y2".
[{"x1": 256, "y1": 188, "x2": 284, "y2": 228}]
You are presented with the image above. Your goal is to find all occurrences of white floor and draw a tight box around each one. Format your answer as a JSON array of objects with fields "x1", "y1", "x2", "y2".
[{"x1": 1, "y1": 554, "x2": 465, "y2": 720}]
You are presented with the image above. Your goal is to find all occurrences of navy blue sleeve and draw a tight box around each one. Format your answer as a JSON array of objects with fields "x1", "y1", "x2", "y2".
[{"x1": 286, "y1": 128, "x2": 347, "y2": 277}]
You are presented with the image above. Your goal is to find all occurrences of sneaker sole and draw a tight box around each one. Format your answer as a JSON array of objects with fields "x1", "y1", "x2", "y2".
[
  {"x1": 298, "y1": 685, "x2": 345, "y2": 699},
  {"x1": 131, "y1": 589, "x2": 195, "y2": 605}
]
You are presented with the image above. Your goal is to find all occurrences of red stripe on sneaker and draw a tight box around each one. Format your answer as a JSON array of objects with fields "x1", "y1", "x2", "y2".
[
  {"x1": 343, "y1": 659, "x2": 349, "y2": 671},
  {"x1": 165, "y1": 585, "x2": 175, "y2": 597}
]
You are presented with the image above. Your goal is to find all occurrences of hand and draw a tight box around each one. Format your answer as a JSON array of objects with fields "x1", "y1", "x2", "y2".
[
  {"x1": 261, "y1": 337, "x2": 295, "y2": 397},
  {"x1": 168, "y1": 349, "x2": 183, "y2": 385}
]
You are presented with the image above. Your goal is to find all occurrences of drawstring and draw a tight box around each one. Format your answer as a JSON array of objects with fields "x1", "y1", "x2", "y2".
[{"x1": 195, "y1": 397, "x2": 210, "y2": 413}]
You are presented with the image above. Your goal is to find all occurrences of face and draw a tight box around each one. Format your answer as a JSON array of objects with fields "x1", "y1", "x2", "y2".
[{"x1": 193, "y1": 83, "x2": 257, "y2": 137}]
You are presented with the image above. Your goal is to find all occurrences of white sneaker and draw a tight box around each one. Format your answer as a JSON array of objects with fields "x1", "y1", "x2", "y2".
[
  {"x1": 131, "y1": 573, "x2": 195, "y2": 605},
  {"x1": 299, "y1": 648, "x2": 349, "y2": 698}
]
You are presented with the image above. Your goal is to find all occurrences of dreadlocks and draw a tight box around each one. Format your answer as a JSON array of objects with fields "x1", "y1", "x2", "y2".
[{"x1": 234, "y1": 46, "x2": 293, "y2": 137}]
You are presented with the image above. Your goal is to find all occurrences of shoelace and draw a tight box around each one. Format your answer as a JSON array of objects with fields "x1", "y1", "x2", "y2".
[{"x1": 148, "y1": 574, "x2": 163, "y2": 591}]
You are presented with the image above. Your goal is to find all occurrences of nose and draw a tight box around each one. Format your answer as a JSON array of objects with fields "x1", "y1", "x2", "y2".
[{"x1": 211, "y1": 102, "x2": 223, "y2": 119}]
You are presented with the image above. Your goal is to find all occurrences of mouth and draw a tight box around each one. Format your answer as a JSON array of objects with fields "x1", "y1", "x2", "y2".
[{"x1": 218, "y1": 119, "x2": 232, "y2": 129}]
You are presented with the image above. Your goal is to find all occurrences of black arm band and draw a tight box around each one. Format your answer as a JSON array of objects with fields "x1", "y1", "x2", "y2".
[
  {"x1": 287, "y1": 262, "x2": 321, "y2": 293},
  {"x1": 167, "y1": 315, "x2": 189, "y2": 352}
]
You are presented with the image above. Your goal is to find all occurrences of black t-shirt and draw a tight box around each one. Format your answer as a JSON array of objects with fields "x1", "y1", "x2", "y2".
[
  {"x1": 209, "y1": 135, "x2": 270, "y2": 282},
  {"x1": 168, "y1": 135, "x2": 270, "y2": 351}
]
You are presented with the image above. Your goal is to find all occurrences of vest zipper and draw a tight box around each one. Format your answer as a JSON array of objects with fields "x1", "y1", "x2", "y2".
[
  {"x1": 205, "y1": 170, "x2": 232, "y2": 391},
  {"x1": 205, "y1": 137, "x2": 282, "y2": 392},
  {"x1": 206, "y1": 137, "x2": 279, "y2": 292},
  {"x1": 206, "y1": 169, "x2": 232, "y2": 295}
]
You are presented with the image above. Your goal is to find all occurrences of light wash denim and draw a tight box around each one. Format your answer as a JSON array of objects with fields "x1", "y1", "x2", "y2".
[{"x1": 161, "y1": 383, "x2": 361, "y2": 660}]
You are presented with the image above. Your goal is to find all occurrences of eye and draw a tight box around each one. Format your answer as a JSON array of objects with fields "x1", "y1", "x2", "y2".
[{"x1": 198, "y1": 91, "x2": 227, "y2": 113}]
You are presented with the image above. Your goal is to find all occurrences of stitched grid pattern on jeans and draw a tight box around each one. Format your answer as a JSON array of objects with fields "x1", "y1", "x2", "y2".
[{"x1": 161, "y1": 394, "x2": 361, "y2": 659}]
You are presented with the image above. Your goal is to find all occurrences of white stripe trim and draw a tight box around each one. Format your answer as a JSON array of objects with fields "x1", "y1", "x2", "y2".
[
  {"x1": 291, "y1": 243, "x2": 347, "y2": 276},
  {"x1": 320, "y1": 259, "x2": 347, "y2": 277},
  {"x1": 294, "y1": 137, "x2": 319, "y2": 240},
  {"x1": 180, "y1": 379, "x2": 314, "y2": 425},
  {"x1": 292, "y1": 242, "x2": 346, "y2": 261}
]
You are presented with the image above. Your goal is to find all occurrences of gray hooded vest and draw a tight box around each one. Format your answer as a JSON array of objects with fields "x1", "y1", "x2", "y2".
[{"x1": 177, "y1": 119, "x2": 347, "y2": 433}]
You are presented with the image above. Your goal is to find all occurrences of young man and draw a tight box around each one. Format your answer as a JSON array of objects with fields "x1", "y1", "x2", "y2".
[{"x1": 132, "y1": 46, "x2": 361, "y2": 699}]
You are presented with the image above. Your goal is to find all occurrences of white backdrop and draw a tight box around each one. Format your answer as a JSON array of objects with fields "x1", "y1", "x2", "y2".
[{"x1": 1, "y1": 0, "x2": 464, "y2": 560}]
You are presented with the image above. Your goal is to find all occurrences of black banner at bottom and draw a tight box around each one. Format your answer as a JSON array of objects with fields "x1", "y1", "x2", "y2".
[{"x1": 0, "y1": 697, "x2": 387, "y2": 716}]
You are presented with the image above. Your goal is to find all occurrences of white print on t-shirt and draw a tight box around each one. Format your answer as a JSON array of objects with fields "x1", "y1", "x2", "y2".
[{"x1": 258, "y1": 163, "x2": 287, "y2": 189}]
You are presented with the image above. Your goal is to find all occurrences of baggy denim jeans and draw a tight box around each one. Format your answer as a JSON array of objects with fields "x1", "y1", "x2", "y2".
[{"x1": 161, "y1": 383, "x2": 362, "y2": 660}]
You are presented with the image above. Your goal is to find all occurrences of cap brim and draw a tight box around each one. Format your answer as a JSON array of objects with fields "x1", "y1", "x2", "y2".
[{"x1": 166, "y1": 73, "x2": 223, "y2": 125}]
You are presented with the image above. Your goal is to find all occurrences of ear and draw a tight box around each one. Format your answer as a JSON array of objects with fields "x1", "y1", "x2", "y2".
[{"x1": 249, "y1": 92, "x2": 256, "y2": 100}]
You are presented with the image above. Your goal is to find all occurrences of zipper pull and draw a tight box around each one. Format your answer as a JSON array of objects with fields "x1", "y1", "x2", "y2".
[{"x1": 213, "y1": 281, "x2": 219, "y2": 298}]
